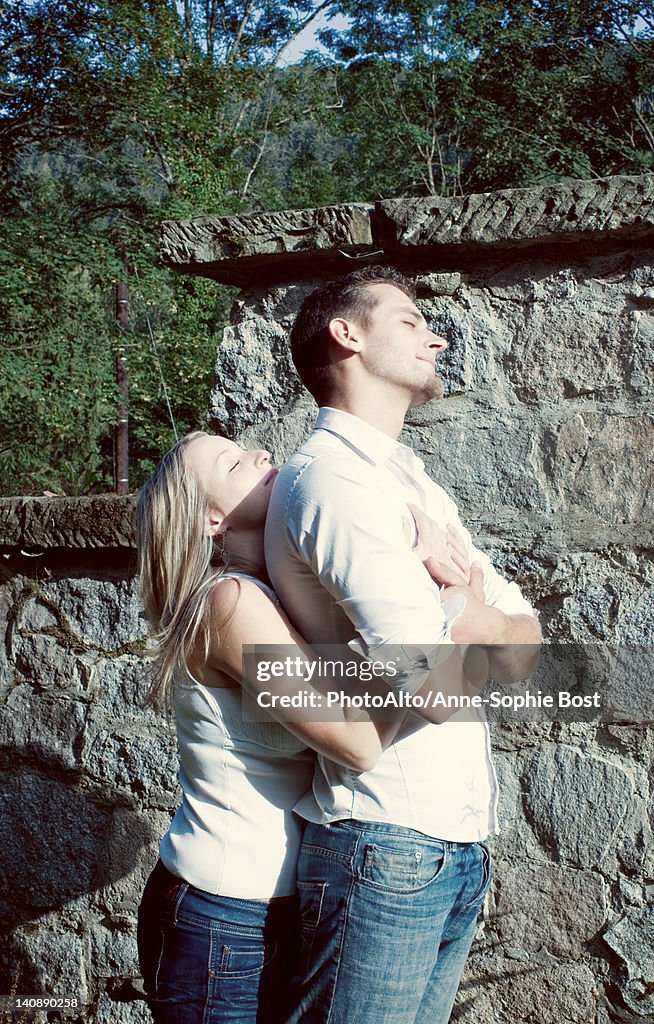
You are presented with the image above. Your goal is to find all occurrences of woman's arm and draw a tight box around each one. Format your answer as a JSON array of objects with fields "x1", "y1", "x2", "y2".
[
  {"x1": 206, "y1": 577, "x2": 406, "y2": 772},
  {"x1": 204, "y1": 510, "x2": 481, "y2": 768}
]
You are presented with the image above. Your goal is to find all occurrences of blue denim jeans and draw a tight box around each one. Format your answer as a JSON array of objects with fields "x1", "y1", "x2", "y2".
[
  {"x1": 138, "y1": 860, "x2": 299, "y2": 1024},
  {"x1": 283, "y1": 821, "x2": 492, "y2": 1024}
]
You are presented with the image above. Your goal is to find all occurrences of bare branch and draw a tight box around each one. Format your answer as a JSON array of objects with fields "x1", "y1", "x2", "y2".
[
  {"x1": 630, "y1": 104, "x2": 654, "y2": 154},
  {"x1": 241, "y1": 133, "x2": 268, "y2": 198},
  {"x1": 240, "y1": 79, "x2": 277, "y2": 198},
  {"x1": 274, "y1": 0, "x2": 337, "y2": 65},
  {"x1": 140, "y1": 125, "x2": 176, "y2": 188},
  {"x1": 228, "y1": 99, "x2": 248, "y2": 136},
  {"x1": 226, "y1": 0, "x2": 258, "y2": 63},
  {"x1": 205, "y1": 0, "x2": 220, "y2": 59}
]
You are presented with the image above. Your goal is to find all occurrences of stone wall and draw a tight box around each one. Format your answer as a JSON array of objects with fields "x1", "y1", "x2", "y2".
[
  {"x1": 1, "y1": 174, "x2": 653, "y2": 1023},
  {"x1": 0, "y1": 499, "x2": 171, "y2": 1024}
]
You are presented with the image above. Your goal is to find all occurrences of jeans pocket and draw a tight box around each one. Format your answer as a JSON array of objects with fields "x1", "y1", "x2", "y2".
[
  {"x1": 360, "y1": 841, "x2": 447, "y2": 893},
  {"x1": 217, "y1": 935, "x2": 278, "y2": 979},
  {"x1": 296, "y1": 880, "x2": 328, "y2": 976},
  {"x1": 170, "y1": 882, "x2": 190, "y2": 923},
  {"x1": 464, "y1": 842, "x2": 492, "y2": 909}
]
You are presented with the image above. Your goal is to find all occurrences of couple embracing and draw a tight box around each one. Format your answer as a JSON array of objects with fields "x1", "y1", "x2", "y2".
[{"x1": 136, "y1": 265, "x2": 541, "y2": 1024}]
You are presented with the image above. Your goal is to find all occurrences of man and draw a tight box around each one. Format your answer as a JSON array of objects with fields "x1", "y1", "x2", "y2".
[{"x1": 264, "y1": 265, "x2": 541, "y2": 1024}]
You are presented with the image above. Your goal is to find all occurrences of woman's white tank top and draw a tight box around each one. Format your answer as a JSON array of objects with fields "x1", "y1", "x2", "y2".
[{"x1": 159, "y1": 574, "x2": 315, "y2": 898}]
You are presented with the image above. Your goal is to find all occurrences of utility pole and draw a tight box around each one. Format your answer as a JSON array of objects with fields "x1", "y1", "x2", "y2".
[{"x1": 114, "y1": 280, "x2": 129, "y2": 494}]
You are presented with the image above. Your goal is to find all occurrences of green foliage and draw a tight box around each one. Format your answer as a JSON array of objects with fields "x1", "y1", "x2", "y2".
[
  {"x1": 0, "y1": 0, "x2": 238, "y2": 494},
  {"x1": 309, "y1": 0, "x2": 654, "y2": 196},
  {"x1": 0, "y1": 179, "x2": 119, "y2": 494},
  {"x1": 125, "y1": 269, "x2": 233, "y2": 487}
]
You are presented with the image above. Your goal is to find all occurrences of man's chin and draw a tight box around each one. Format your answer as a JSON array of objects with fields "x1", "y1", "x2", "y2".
[{"x1": 409, "y1": 377, "x2": 445, "y2": 408}]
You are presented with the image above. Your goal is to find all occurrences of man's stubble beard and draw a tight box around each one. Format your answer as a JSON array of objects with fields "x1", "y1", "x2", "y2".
[
  {"x1": 366, "y1": 345, "x2": 446, "y2": 409},
  {"x1": 408, "y1": 373, "x2": 445, "y2": 409}
]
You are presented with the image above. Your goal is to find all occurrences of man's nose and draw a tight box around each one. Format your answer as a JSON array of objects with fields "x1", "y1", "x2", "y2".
[{"x1": 426, "y1": 330, "x2": 448, "y2": 353}]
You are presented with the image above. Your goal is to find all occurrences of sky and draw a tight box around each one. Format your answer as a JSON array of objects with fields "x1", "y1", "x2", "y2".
[{"x1": 276, "y1": 8, "x2": 351, "y2": 66}]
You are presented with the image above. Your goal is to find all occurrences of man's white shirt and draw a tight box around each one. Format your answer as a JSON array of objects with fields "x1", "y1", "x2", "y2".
[{"x1": 265, "y1": 406, "x2": 536, "y2": 842}]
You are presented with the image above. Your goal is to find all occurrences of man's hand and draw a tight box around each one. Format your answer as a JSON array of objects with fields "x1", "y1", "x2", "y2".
[
  {"x1": 440, "y1": 563, "x2": 508, "y2": 646},
  {"x1": 442, "y1": 563, "x2": 542, "y2": 683},
  {"x1": 405, "y1": 503, "x2": 471, "y2": 588}
]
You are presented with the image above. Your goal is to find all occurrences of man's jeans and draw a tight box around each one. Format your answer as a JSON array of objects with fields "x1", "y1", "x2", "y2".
[
  {"x1": 138, "y1": 860, "x2": 299, "y2": 1024},
  {"x1": 283, "y1": 820, "x2": 492, "y2": 1024}
]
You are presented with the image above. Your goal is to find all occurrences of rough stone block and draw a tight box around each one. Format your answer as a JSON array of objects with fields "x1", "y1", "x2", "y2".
[
  {"x1": 233, "y1": 394, "x2": 318, "y2": 469},
  {"x1": 11, "y1": 632, "x2": 91, "y2": 695},
  {"x1": 91, "y1": 921, "x2": 139, "y2": 979},
  {"x1": 402, "y1": 401, "x2": 551, "y2": 517},
  {"x1": 0, "y1": 497, "x2": 24, "y2": 543},
  {"x1": 0, "y1": 773, "x2": 109, "y2": 922},
  {"x1": 516, "y1": 550, "x2": 654, "y2": 643},
  {"x1": 546, "y1": 412, "x2": 654, "y2": 521},
  {"x1": 0, "y1": 684, "x2": 87, "y2": 770},
  {"x1": 0, "y1": 496, "x2": 137, "y2": 550},
  {"x1": 522, "y1": 745, "x2": 634, "y2": 868},
  {"x1": 0, "y1": 581, "x2": 19, "y2": 699},
  {"x1": 209, "y1": 318, "x2": 305, "y2": 436},
  {"x1": 94, "y1": 807, "x2": 172, "y2": 913},
  {"x1": 416, "y1": 272, "x2": 462, "y2": 296},
  {"x1": 603, "y1": 647, "x2": 654, "y2": 724},
  {"x1": 453, "y1": 955, "x2": 600, "y2": 1024},
  {"x1": 493, "y1": 860, "x2": 608, "y2": 957},
  {"x1": 19, "y1": 596, "x2": 59, "y2": 632},
  {"x1": 604, "y1": 905, "x2": 654, "y2": 1017},
  {"x1": 94, "y1": 990, "x2": 151, "y2": 1024},
  {"x1": 420, "y1": 300, "x2": 471, "y2": 394},
  {"x1": 2, "y1": 925, "x2": 89, "y2": 1005},
  {"x1": 28, "y1": 577, "x2": 147, "y2": 653},
  {"x1": 90, "y1": 655, "x2": 160, "y2": 719},
  {"x1": 82, "y1": 723, "x2": 178, "y2": 804},
  {"x1": 491, "y1": 750, "x2": 541, "y2": 864}
]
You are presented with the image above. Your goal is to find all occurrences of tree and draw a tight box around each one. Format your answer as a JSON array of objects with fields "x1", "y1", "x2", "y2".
[
  {"x1": 301, "y1": 0, "x2": 654, "y2": 196},
  {"x1": 0, "y1": 179, "x2": 120, "y2": 493}
]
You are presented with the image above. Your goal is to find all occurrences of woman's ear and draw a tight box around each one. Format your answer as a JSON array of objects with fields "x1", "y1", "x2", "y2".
[
  {"x1": 206, "y1": 509, "x2": 222, "y2": 537},
  {"x1": 328, "y1": 316, "x2": 363, "y2": 353}
]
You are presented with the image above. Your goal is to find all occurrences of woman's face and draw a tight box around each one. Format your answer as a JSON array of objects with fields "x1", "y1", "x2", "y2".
[{"x1": 185, "y1": 434, "x2": 278, "y2": 533}]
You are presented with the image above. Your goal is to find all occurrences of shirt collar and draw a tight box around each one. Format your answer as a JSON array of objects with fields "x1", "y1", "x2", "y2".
[{"x1": 315, "y1": 406, "x2": 420, "y2": 468}]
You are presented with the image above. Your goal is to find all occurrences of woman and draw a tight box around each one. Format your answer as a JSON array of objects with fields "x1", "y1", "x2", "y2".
[{"x1": 135, "y1": 430, "x2": 470, "y2": 1024}]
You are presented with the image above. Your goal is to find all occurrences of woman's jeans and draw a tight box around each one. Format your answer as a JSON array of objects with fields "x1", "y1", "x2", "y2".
[
  {"x1": 283, "y1": 820, "x2": 492, "y2": 1024},
  {"x1": 138, "y1": 860, "x2": 299, "y2": 1024}
]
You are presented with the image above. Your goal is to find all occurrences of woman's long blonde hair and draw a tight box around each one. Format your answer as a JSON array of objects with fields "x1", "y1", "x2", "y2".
[{"x1": 136, "y1": 431, "x2": 231, "y2": 710}]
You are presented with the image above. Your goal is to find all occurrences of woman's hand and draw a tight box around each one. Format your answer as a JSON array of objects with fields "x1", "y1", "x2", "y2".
[{"x1": 404, "y1": 503, "x2": 471, "y2": 588}]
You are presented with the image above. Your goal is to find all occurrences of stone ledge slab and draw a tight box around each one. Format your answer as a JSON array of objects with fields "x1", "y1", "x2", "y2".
[
  {"x1": 160, "y1": 174, "x2": 654, "y2": 285},
  {"x1": 0, "y1": 496, "x2": 136, "y2": 550},
  {"x1": 376, "y1": 173, "x2": 654, "y2": 252},
  {"x1": 0, "y1": 499, "x2": 651, "y2": 554},
  {"x1": 161, "y1": 204, "x2": 373, "y2": 285}
]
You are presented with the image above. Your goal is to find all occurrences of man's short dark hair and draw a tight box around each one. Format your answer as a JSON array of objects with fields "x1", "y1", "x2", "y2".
[{"x1": 290, "y1": 265, "x2": 415, "y2": 404}]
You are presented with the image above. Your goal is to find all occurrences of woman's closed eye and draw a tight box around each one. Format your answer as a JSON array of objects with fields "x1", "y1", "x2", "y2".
[{"x1": 229, "y1": 460, "x2": 240, "y2": 472}]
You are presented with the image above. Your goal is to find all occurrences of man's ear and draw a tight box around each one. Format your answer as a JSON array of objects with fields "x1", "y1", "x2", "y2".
[{"x1": 328, "y1": 317, "x2": 363, "y2": 353}]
